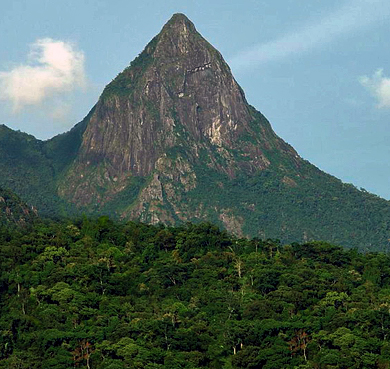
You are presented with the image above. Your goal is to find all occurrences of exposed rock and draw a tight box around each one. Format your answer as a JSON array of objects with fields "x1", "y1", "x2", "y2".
[
  {"x1": 282, "y1": 176, "x2": 298, "y2": 187},
  {"x1": 126, "y1": 173, "x2": 171, "y2": 224},
  {"x1": 219, "y1": 209, "x2": 244, "y2": 237}
]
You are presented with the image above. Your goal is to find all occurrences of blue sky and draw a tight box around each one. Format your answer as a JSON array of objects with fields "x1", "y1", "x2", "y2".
[{"x1": 1, "y1": 0, "x2": 390, "y2": 199}]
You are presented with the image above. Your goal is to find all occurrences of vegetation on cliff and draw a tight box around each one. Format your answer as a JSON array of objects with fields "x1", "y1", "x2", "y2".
[{"x1": 1, "y1": 218, "x2": 390, "y2": 368}]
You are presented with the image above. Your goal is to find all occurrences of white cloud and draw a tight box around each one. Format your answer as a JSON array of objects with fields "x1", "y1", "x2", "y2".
[
  {"x1": 0, "y1": 38, "x2": 85, "y2": 111},
  {"x1": 229, "y1": 0, "x2": 390, "y2": 71},
  {"x1": 359, "y1": 69, "x2": 390, "y2": 108}
]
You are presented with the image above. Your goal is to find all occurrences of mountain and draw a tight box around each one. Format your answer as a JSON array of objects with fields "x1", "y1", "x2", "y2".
[
  {"x1": 1, "y1": 13, "x2": 390, "y2": 251},
  {"x1": 59, "y1": 13, "x2": 298, "y2": 221}
]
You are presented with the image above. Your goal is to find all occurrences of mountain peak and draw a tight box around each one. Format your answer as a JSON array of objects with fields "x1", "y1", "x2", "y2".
[
  {"x1": 153, "y1": 13, "x2": 213, "y2": 62},
  {"x1": 157, "y1": 13, "x2": 198, "y2": 49},
  {"x1": 60, "y1": 13, "x2": 292, "y2": 222},
  {"x1": 164, "y1": 13, "x2": 195, "y2": 29}
]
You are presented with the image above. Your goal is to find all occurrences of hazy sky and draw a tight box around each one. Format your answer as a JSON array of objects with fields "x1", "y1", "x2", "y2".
[{"x1": 1, "y1": 0, "x2": 390, "y2": 199}]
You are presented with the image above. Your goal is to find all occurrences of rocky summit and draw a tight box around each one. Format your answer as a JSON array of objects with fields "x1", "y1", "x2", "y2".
[{"x1": 1, "y1": 14, "x2": 390, "y2": 251}]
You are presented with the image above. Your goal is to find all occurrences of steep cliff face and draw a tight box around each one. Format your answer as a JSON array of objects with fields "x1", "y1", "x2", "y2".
[{"x1": 59, "y1": 14, "x2": 299, "y2": 221}]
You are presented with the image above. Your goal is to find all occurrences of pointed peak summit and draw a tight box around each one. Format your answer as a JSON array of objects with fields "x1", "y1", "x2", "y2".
[
  {"x1": 152, "y1": 13, "x2": 220, "y2": 65},
  {"x1": 162, "y1": 13, "x2": 197, "y2": 34},
  {"x1": 100, "y1": 13, "x2": 221, "y2": 100},
  {"x1": 167, "y1": 13, "x2": 193, "y2": 25}
]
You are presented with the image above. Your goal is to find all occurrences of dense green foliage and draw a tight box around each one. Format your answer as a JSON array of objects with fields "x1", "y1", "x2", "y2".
[
  {"x1": 0, "y1": 125, "x2": 59, "y2": 216},
  {"x1": 44, "y1": 108, "x2": 93, "y2": 174},
  {"x1": 189, "y1": 158, "x2": 390, "y2": 252},
  {"x1": 2, "y1": 218, "x2": 390, "y2": 368}
]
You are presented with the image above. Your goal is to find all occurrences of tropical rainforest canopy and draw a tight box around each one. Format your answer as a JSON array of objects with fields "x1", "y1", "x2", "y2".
[{"x1": 1, "y1": 218, "x2": 390, "y2": 368}]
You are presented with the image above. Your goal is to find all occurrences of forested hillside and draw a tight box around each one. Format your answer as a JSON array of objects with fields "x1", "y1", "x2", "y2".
[
  {"x1": 1, "y1": 218, "x2": 390, "y2": 368},
  {"x1": 0, "y1": 187, "x2": 38, "y2": 226},
  {"x1": 0, "y1": 124, "x2": 82, "y2": 218}
]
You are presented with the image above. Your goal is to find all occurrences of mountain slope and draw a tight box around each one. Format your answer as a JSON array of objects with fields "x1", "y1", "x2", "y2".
[
  {"x1": 0, "y1": 110, "x2": 90, "y2": 217},
  {"x1": 0, "y1": 187, "x2": 38, "y2": 226},
  {"x1": 1, "y1": 14, "x2": 390, "y2": 251},
  {"x1": 0, "y1": 125, "x2": 59, "y2": 216}
]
